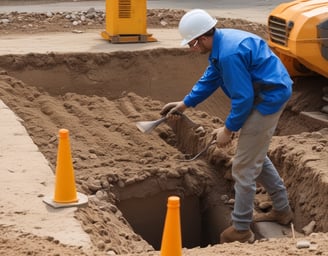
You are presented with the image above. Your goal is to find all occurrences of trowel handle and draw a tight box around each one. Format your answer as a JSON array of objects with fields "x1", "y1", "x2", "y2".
[
  {"x1": 136, "y1": 116, "x2": 168, "y2": 133},
  {"x1": 153, "y1": 116, "x2": 167, "y2": 126}
]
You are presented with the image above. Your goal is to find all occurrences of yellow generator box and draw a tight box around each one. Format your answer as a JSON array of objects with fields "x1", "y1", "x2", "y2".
[{"x1": 101, "y1": 0, "x2": 157, "y2": 43}]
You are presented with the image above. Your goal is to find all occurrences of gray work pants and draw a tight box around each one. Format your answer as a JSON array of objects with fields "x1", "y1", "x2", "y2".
[{"x1": 231, "y1": 107, "x2": 290, "y2": 231}]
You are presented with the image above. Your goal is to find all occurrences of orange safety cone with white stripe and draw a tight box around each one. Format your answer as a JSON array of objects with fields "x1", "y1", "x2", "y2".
[
  {"x1": 160, "y1": 196, "x2": 182, "y2": 256},
  {"x1": 43, "y1": 128, "x2": 88, "y2": 208}
]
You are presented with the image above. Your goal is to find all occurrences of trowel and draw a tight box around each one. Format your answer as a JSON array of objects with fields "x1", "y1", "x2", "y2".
[
  {"x1": 136, "y1": 111, "x2": 198, "y2": 134},
  {"x1": 136, "y1": 116, "x2": 167, "y2": 134}
]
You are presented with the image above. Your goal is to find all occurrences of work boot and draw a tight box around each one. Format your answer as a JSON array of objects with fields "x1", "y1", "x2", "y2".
[
  {"x1": 220, "y1": 226, "x2": 255, "y2": 244},
  {"x1": 253, "y1": 208, "x2": 293, "y2": 225}
]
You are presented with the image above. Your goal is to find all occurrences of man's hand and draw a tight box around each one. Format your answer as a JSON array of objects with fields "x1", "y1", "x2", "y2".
[
  {"x1": 160, "y1": 101, "x2": 187, "y2": 119},
  {"x1": 212, "y1": 126, "x2": 233, "y2": 147}
]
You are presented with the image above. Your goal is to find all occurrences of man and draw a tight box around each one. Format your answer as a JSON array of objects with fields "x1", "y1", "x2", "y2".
[{"x1": 160, "y1": 9, "x2": 293, "y2": 243}]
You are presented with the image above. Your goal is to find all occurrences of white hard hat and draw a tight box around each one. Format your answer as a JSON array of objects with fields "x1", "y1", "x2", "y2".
[{"x1": 179, "y1": 9, "x2": 218, "y2": 46}]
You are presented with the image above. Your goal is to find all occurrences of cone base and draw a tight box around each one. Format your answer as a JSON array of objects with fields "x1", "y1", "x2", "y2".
[{"x1": 43, "y1": 192, "x2": 88, "y2": 209}]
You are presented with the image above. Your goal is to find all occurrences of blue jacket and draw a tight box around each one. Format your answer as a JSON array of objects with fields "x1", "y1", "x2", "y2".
[{"x1": 183, "y1": 28, "x2": 293, "y2": 132}]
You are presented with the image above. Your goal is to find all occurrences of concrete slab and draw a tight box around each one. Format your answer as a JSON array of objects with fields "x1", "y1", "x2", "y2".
[
  {"x1": 0, "y1": 29, "x2": 182, "y2": 55},
  {"x1": 0, "y1": 101, "x2": 91, "y2": 249}
]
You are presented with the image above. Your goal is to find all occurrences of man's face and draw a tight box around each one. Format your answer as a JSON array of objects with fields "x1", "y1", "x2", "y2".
[{"x1": 188, "y1": 37, "x2": 211, "y2": 54}]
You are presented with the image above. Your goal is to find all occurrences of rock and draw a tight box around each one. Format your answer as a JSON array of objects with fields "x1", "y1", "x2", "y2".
[
  {"x1": 220, "y1": 194, "x2": 229, "y2": 202},
  {"x1": 296, "y1": 240, "x2": 311, "y2": 249},
  {"x1": 97, "y1": 241, "x2": 106, "y2": 250},
  {"x1": 160, "y1": 20, "x2": 168, "y2": 26},
  {"x1": 86, "y1": 7, "x2": 96, "y2": 18},
  {"x1": 0, "y1": 69, "x2": 8, "y2": 75},
  {"x1": 195, "y1": 126, "x2": 206, "y2": 135},
  {"x1": 302, "y1": 220, "x2": 316, "y2": 235},
  {"x1": 95, "y1": 190, "x2": 108, "y2": 200},
  {"x1": 321, "y1": 105, "x2": 328, "y2": 114},
  {"x1": 72, "y1": 29, "x2": 83, "y2": 34},
  {"x1": 100, "y1": 176, "x2": 110, "y2": 189},
  {"x1": 226, "y1": 198, "x2": 235, "y2": 205},
  {"x1": 322, "y1": 95, "x2": 328, "y2": 103},
  {"x1": 258, "y1": 201, "x2": 272, "y2": 210},
  {"x1": 0, "y1": 18, "x2": 10, "y2": 24},
  {"x1": 253, "y1": 222, "x2": 291, "y2": 239},
  {"x1": 87, "y1": 176, "x2": 102, "y2": 192}
]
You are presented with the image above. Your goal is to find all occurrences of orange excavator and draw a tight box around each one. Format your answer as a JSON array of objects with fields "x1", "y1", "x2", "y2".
[{"x1": 267, "y1": 0, "x2": 328, "y2": 123}]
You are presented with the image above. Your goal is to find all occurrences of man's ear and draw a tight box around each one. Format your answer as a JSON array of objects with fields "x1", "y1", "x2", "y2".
[
  {"x1": 198, "y1": 36, "x2": 205, "y2": 41},
  {"x1": 199, "y1": 36, "x2": 211, "y2": 47}
]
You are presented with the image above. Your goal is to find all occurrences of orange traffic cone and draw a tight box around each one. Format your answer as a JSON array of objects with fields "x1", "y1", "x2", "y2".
[
  {"x1": 43, "y1": 129, "x2": 88, "y2": 208},
  {"x1": 160, "y1": 196, "x2": 182, "y2": 256}
]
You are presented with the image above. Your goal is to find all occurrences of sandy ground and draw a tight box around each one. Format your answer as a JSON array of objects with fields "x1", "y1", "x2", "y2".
[{"x1": 0, "y1": 2, "x2": 328, "y2": 256}]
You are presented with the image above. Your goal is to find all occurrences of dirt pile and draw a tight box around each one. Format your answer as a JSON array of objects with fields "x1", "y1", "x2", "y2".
[
  {"x1": 0, "y1": 9, "x2": 268, "y2": 38},
  {"x1": 0, "y1": 8, "x2": 327, "y2": 256}
]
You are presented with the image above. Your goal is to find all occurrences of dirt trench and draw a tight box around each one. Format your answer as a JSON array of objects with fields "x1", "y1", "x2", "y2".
[{"x1": 0, "y1": 49, "x2": 327, "y2": 255}]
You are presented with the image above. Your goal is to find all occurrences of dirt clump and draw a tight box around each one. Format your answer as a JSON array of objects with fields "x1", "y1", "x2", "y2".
[{"x1": 0, "y1": 8, "x2": 328, "y2": 256}]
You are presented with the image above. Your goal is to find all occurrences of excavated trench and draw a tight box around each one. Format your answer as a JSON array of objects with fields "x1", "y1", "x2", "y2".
[
  {"x1": 116, "y1": 184, "x2": 228, "y2": 249},
  {"x1": 0, "y1": 49, "x2": 327, "y2": 253}
]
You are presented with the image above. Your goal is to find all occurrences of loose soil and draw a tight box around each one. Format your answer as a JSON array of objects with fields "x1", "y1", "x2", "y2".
[{"x1": 0, "y1": 8, "x2": 328, "y2": 256}]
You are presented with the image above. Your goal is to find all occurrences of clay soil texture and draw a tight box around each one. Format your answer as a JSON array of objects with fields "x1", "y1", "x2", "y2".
[{"x1": 0, "y1": 8, "x2": 328, "y2": 256}]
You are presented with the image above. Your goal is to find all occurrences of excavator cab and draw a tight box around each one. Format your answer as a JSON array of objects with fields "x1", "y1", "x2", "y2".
[{"x1": 268, "y1": 0, "x2": 328, "y2": 78}]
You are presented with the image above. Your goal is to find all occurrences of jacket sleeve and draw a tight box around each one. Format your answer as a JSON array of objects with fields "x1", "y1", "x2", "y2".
[{"x1": 183, "y1": 64, "x2": 222, "y2": 107}]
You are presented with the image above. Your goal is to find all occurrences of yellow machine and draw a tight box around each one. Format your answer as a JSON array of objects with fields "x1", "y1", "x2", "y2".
[
  {"x1": 268, "y1": 0, "x2": 328, "y2": 78},
  {"x1": 101, "y1": 0, "x2": 157, "y2": 43}
]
